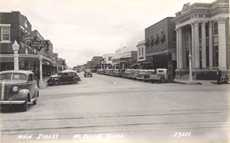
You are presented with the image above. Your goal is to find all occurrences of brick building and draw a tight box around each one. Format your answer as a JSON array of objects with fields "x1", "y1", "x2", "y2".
[
  {"x1": 145, "y1": 17, "x2": 177, "y2": 79},
  {"x1": 0, "y1": 11, "x2": 64, "y2": 77}
]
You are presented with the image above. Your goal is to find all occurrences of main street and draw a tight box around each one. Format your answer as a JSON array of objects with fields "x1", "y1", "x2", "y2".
[{"x1": 1, "y1": 73, "x2": 230, "y2": 142}]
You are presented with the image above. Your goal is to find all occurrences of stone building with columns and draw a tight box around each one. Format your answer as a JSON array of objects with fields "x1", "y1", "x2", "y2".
[{"x1": 174, "y1": 0, "x2": 229, "y2": 80}]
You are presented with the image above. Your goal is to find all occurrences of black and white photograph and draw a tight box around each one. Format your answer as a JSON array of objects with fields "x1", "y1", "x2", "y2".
[{"x1": 0, "y1": 0, "x2": 229, "y2": 142}]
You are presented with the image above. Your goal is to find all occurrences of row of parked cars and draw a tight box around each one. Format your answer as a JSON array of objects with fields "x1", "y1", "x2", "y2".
[
  {"x1": 97, "y1": 68, "x2": 168, "y2": 83},
  {"x1": 47, "y1": 69, "x2": 81, "y2": 86}
]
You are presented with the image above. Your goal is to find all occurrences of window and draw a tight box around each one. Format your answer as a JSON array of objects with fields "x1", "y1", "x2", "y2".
[
  {"x1": 138, "y1": 48, "x2": 141, "y2": 56},
  {"x1": 28, "y1": 74, "x2": 33, "y2": 81},
  {"x1": 141, "y1": 48, "x2": 144, "y2": 57},
  {"x1": 0, "y1": 73, "x2": 26, "y2": 80},
  {"x1": 1, "y1": 26, "x2": 10, "y2": 41}
]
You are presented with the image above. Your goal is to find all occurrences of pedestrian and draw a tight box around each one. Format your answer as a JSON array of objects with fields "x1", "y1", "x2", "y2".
[{"x1": 217, "y1": 69, "x2": 222, "y2": 84}]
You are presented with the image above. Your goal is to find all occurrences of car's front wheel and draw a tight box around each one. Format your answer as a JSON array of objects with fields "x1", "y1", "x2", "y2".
[{"x1": 33, "y1": 99, "x2": 37, "y2": 105}]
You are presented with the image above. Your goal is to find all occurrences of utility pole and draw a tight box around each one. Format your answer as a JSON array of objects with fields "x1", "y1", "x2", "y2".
[
  {"x1": 189, "y1": 54, "x2": 193, "y2": 82},
  {"x1": 39, "y1": 52, "x2": 43, "y2": 87}
]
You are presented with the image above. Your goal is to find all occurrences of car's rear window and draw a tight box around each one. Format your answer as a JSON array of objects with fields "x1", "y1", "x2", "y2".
[{"x1": 0, "y1": 73, "x2": 27, "y2": 80}]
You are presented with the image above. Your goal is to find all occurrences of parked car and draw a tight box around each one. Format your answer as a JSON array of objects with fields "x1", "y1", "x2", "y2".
[
  {"x1": 135, "y1": 69, "x2": 155, "y2": 81},
  {"x1": 122, "y1": 69, "x2": 138, "y2": 79},
  {"x1": 84, "y1": 69, "x2": 93, "y2": 78},
  {"x1": 47, "y1": 70, "x2": 80, "y2": 86},
  {"x1": 130, "y1": 69, "x2": 140, "y2": 79},
  {"x1": 149, "y1": 68, "x2": 168, "y2": 82},
  {"x1": 112, "y1": 69, "x2": 122, "y2": 77},
  {"x1": 47, "y1": 74, "x2": 61, "y2": 85},
  {"x1": 0, "y1": 70, "x2": 39, "y2": 111}
]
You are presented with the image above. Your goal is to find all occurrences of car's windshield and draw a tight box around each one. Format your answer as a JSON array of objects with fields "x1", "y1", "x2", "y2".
[{"x1": 0, "y1": 73, "x2": 27, "y2": 80}]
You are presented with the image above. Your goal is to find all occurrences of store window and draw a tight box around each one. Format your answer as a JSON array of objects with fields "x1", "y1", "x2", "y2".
[{"x1": 1, "y1": 26, "x2": 10, "y2": 42}]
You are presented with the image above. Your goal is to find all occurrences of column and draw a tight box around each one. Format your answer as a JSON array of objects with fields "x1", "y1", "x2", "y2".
[
  {"x1": 39, "y1": 54, "x2": 43, "y2": 87},
  {"x1": 209, "y1": 21, "x2": 213, "y2": 68},
  {"x1": 182, "y1": 31, "x2": 187, "y2": 68},
  {"x1": 218, "y1": 19, "x2": 227, "y2": 70},
  {"x1": 191, "y1": 24, "x2": 195, "y2": 68},
  {"x1": 201, "y1": 22, "x2": 207, "y2": 68},
  {"x1": 194, "y1": 22, "x2": 200, "y2": 69},
  {"x1": 176, "y1": 28, "x2": 183, "y2": 69}
]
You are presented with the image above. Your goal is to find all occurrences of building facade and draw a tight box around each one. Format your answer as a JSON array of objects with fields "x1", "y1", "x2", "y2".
[
  {"x1": 85, "y1": 56, "x2": 104, "y2": 72},
  {"x1": 145, "y1": 17, "x2": 177, "y2": 79},
  {"x1": 0, "y1": 11, "x2": 63, "y2": 77},
  {"x1": 174, "y1": 0, "x2": 229, "y2": 80},
  {"x1": 112, "y1": 47, "x2": 137, "y2": 69},
  {"x1": 136, "y1": 40, "x2": 146, "y2": 62},
  {"x1": 102, "y1": 53, "x2": 114, "y2": 69}
]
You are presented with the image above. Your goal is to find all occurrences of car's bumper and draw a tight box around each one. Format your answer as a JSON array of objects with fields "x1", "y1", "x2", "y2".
[{"x1": 0, "y1": 100, "x2": 26, "y2": 105}]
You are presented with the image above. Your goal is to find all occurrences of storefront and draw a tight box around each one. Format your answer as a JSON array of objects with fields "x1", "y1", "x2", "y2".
[{"x1": 0, "y1": 54, "x2": 57, "y2": 78}]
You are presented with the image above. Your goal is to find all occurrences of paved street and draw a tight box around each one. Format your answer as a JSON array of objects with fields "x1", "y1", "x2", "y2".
[{"x1": 1, "y1": 73, "x2": 230, "y2": 142}]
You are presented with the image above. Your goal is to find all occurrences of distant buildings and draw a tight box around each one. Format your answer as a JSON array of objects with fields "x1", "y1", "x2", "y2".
[
  {"x1": 102, "y1": 53, "x2": 114, "y2": 69},
  {"x1": 112, "y1": 47, "x2": 137, "y2": 69},
  {"x1": 136, "y1": 40, "x2": 146, "y2": 62},
  {"x1": 57, "y1": 58, "x2": 67, "y2": 71},
  {"x1": 85, "y1": 56, "x2": 104, "y2": 72},
  {"x1": 174, "y1": 0, "x2": 229, "y2": 79},
  {"x1": 0, "y1": 11, "x2": 66, "y2": 76}
]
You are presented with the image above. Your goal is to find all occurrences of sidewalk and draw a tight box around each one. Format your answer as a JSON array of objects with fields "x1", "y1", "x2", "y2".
[
  {"x1": 39, "y1": 78, "x2": 49, "y2": 89},
  {"x1": 173, "y1": 79, "x2": 227, "y2": 85}
]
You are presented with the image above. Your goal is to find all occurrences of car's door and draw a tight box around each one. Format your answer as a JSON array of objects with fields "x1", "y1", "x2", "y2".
[
  {"x1": 60, "y1": 73, "x2": 68, "y2": 83},
  {"x1": 28, "y1": 74, "x2": 36, "y2": 98}
]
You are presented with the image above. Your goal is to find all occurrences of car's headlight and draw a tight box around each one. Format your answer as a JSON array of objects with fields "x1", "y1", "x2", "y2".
[{"x1": 12, "y1": 86, "x2": 19, "y2": 92}]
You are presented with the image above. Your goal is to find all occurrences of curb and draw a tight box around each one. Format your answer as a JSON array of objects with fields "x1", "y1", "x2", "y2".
[{"x1": 173, "y1": 81, "x2": 202, "y2": 85}]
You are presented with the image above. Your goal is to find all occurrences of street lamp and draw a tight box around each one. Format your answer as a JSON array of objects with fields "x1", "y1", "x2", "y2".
[
  {"x1": 39, "y1": 52, "x2": 43, "y2": 87},
  {"x1": 12, "y1": 40, "x2": 20, "y2": 70},
  {"x1": 188, "y1": 53, "x2": 193, "y2": 82}
]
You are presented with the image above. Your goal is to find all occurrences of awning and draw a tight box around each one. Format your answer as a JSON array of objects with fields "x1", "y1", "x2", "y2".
[{"x1": 146, "y1": 50, "x2": 169, "y2": 56}]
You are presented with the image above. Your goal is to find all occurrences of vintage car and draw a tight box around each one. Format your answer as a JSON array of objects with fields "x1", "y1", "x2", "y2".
[
  {"x1": 149, "y1": 68, "x2": 168, "y2": 82},
  {"x1": 84, "y1": 69, "x2": 93, "y2": 78},
  {"x1": 122, "y1": 69, "x2": 138, "y2": 79},
  {"x1": 105, "y1": 69, "x2": 113, "y2": 76},
  {"x1": 0, "y1": 70, "x2": 39, "y2": 111},
  {"x1": 112, "y1": 69, "x2": 122, "y2": 77},
  {"x1": 135, "y1": 69, "x2": 155, "y2": 81},
  {"x1": 47, "y1": 70, "x2": 80, "y2": 85}
]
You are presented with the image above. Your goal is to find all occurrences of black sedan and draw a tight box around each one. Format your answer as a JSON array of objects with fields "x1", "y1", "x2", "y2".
[
  {"x1": 0, "y1": 70, "x2": 39, "y2": 111},
  {"x1": 47, "y1": 70, "x2": 80, "y2": 86}
]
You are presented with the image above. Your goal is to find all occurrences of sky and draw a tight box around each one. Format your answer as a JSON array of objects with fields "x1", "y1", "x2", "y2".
[{"x1": 0, "y1": 0, "x2": 214, "y2": 67}]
